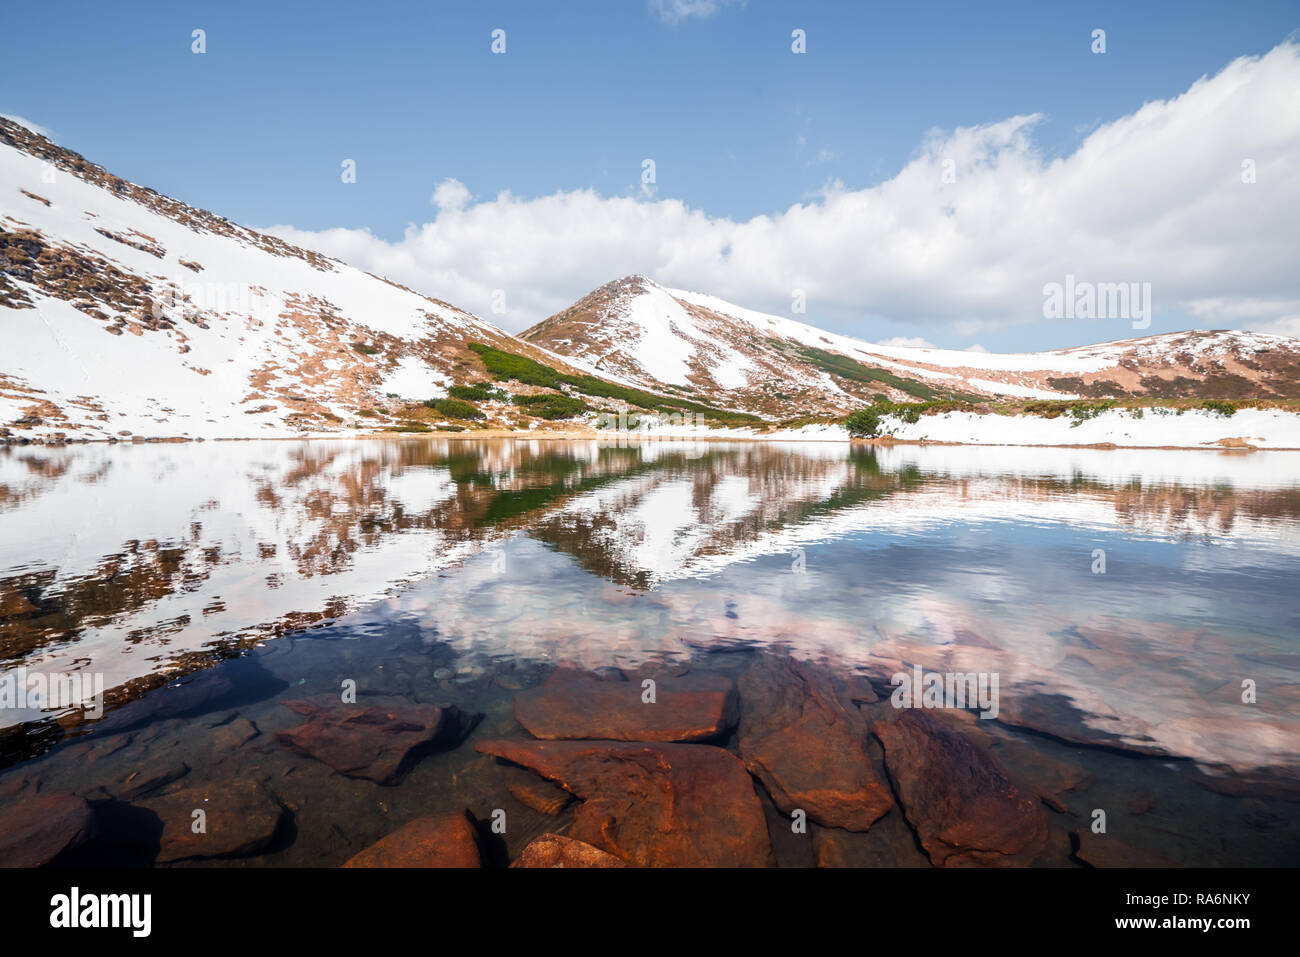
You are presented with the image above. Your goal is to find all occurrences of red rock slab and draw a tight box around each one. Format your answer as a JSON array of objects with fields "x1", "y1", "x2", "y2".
[
  {"x1": 276, "y1": 700, "x2": 476, "y2": 785},
  {"x1": 343, "y1": 812, "x2": 482, "y2": 868},
  {"x1": 872, "y1": 710, "x2": 1048, "y2": 867},
  {"x1": 739, "y1": 657, "x2": 892, "y2": 831},
  {"x1": 139, "y1": 781, "x2": 285, "y2": 863},
  {"x1": 0, "y1": 793, "x2": 97, "y2": 867},
  {"x1": 476, "y1": 738, "x2": 771, "y2": 867},
  {"x1": 508, "y1": 777, "x2": 572, "y2": 816},
  {"x1": 510, "y1": 833, "x2": 627, "y2": 868},
  {"x1": 514, "y1": 669, "x2": 738, "y2": 742}
]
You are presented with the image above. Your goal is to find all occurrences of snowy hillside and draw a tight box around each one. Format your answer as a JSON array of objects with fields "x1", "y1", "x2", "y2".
[
  {"x1": 524, "y1": 276, "x2": 1300, "y2": 416},
  {"x1": 0, "y1": 118, "x2": 581, "y2": 441}
]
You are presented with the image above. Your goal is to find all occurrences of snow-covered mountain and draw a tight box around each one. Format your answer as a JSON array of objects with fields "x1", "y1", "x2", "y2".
[
  {"x1": 6, "y1": 115, "x2": 1297, "y2": 444},
  {"x1": 524, "y1": 276, "x2": 1300, "y2": 416},
  {"x1": 0, "y1": 118, "x2": 600, "y2": 442}
]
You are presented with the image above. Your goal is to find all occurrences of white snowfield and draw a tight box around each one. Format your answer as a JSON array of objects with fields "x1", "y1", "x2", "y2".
[
  {"x1": 671, "y1": 284, "x2": 1106, "y2": 378},
  {"x1": 880, "y1": 407, "x2": 1300, "y2": 449},
  {"x1": 601, "y1": 280, "x2": 759, "y2": 388},
  {"x1": 599, "y1": 406, "x2": 1300, "y2": 450},
  {"x1": 670, "y1": 283, "x2": 1297, "y2": 387},
  {"x1": 0, "y1": 130, "x2": 532, "y2": 440}
]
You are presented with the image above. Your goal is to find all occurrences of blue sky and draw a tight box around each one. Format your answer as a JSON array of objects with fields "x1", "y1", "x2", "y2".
[{"x1": 4, "y1": 0, "x2": 1299, "y2": 349}]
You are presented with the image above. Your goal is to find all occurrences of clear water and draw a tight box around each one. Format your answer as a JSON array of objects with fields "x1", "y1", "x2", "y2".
[{"x1": 1, "y1": 438, "x2": 1297, "y2": 866}]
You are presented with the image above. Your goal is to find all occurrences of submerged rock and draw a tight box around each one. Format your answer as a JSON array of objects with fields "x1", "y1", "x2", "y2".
[
  {"x1": 738, "y1": 657, "x2": 892, "y2": 831},
  {"x1": 139, "y1": 781, "x2": 285, "y2": 863},
  {"x1": 343, "y1": 811, "x2": 482, "y2": 868},
  {"x1": 209, "y1": 716, "x2": 259, "y2": 752},
  {"x1": 114, "y1": 760, "x2": 190, "y2": 800},
  {"x1": 476, "y1": 738, "x2": 771, "y2": 867},
  {"x1": 1072, "y1": 828, "x2": 1174, "y2": 867},
  {"x1": 276, "y1": 699, "x2": 479, "y2": 784},
  {"x1": 0, "y1": 793, "x2": 97, "y2": 867},
  {"x1": 514, "y1": 668, "x2": 738, "y2": 742},
  {"x1": 507, "y1": 774, "x2": 573, "y2": 816},
  {"x1": 812, "y1": 813, "x2": 932, "y2": 868},
  {"x1": 873, "y1": 710, "x2": 1048, "y2": 866},
  {"x1": 511, "y1": 833, "x2": 627, "y2": 868}
]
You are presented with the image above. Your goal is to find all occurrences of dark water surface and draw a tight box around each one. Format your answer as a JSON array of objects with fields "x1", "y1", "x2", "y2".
[{"x1": 1, "y1": 438, "x2": 1297, "y2": 866}]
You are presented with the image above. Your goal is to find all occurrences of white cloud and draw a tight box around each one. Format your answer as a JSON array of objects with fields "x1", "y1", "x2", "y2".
[
  {"x1": 264, "y1": 42, "x2": 1300, "y2": 339},
  {"x1": 649, "y1": 0, "x2": 744, "y2": 27},
  {"x1": 1, "y1": 113, "x2": 55, "y2": 139},
  {"x1": 430, "y1": 178, "x2": 472, "y2": 212}
]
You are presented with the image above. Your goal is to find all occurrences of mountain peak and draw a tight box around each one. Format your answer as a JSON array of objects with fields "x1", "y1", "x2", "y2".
[{"x1": 524, "y1": 278, "x2": 1300, "y2": 416}]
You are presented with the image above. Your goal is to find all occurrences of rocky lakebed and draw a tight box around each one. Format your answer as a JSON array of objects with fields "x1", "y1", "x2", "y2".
[{"x1": 1, "y1": 636, "x2": 1293, "y2": 868}]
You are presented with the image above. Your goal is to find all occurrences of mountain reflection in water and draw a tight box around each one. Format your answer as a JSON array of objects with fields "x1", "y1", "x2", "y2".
[{"x1": 0, "y1": 438, "x2": 1297, "y2": 867}]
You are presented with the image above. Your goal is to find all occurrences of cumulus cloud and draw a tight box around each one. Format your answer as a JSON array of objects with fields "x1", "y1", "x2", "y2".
[
  {"x1": 430, "y1": 178, "x2": 472, "y2": 212},
  {"x1": 648, "y1": 0, "x2": 744, "y2": 27},
  {"x1": 264, "y1": 42, "x2": 1300, "y2": 339}
]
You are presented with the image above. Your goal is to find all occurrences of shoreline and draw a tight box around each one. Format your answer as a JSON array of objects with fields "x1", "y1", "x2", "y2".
[
  {"x1": 4, "y1": 427, "x2": 1300, "y2": 452},
  {"x1": 8, "y1": 406, "x2": 1300, "y2": 452}
]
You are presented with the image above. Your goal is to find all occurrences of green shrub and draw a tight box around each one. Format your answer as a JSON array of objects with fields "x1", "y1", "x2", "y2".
[
  {"x1": 425, "y1": 397, "x2": 484, "y2": 420},
  {"x1": 844, "y1": 407, "x2": 886, "y2": 438},
  {"x1": 511, "y1": 393, "x2": 586, "y2": 420},
  {"x1": 1201, "y1": 399, "x2": 1238, "y2": 417},
  {"x1": 467, "y1": 342, "x2": 760, "y2": 426},
  {"x1": 350, "y1": 342, "x2": 380, "y2": 355},
  {"x1": 447, "y1": 382, "x2": 505, "y2": 402},
  {"x1": 794, "y1": 346, "x2": 937, "y2": 399},
  {"x1": 1067, "y1": 400, "x2": 1118, "y2": 426}
]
